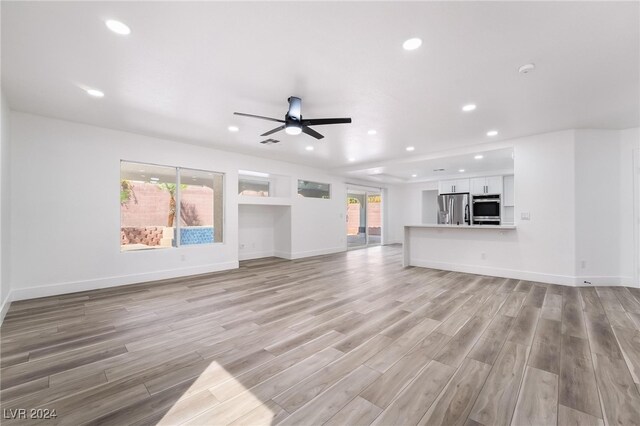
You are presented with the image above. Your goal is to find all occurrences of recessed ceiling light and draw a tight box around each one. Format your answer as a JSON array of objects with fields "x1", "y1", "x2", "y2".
[
  {"x1": 86, "y1": 88, "x2": 104, "y2": 98},
  {"x1": 411, "y1": 174, "x2": 417, "y2": 178},
  {"x1": 486, "y1": 130, "x2": 498, "y2": 137},
  {"x1": 403, "y1": 38, "x2": 422, "y2": 51},
  {"x1": 367, "y1": 129, "x2": 377, "y2": 135},
  {"x1": 348, "y1": 158, "x2": 356, "y2": 162},
  {"x1": 406, "y1": 146, "x2": 415, "y2": 152},
  {"x1": 462, "y1": 104, "x2": 476, "y2": 112},
  {"x1": 518, "y1": 63, "x2": 535, "y2": 74},
  {"x1": 105, "y1": 19, "x2": 131, "y2": 35},
  {"x1": 228, "y1": 125, "x2": 239, "y2": 132},
  {"x1": 459, "y1": 169, "x2": 465, "y2": 173},
  {"x1": 305, "y1": 146, "x2": 314, "y2": 151},
  {"x1": 474, "y1": 154, "x2": 484, "y2": 160}
]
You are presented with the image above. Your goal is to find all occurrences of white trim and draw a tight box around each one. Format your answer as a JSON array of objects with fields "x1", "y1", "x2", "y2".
[
  {"x1": 634, "y1": 148, "x2": 640, "y2": 288},
  {"x1": 289, "y1": 246, "x2": 346, "y2": 260},
  {"x1": 10, "y1": 261, "x2": 238, "y2": 301},
  {"x1": 575, "y1": 276, "x2": 633, "y2": 287},
  {"x1": 408, "y1": 258, "x2": 629, "y2": 287},
  {"x1": 0, "y1": 290, "x2": 13, "y2": 325}
]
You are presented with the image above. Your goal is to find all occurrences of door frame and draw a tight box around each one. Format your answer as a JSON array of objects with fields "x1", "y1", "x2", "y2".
[
  {"x1": 346, "y1": 185, "x2": 383, "y2": 250},
  {"x1": 634, "y1": 148, "x2": 640, "y2": 287}
]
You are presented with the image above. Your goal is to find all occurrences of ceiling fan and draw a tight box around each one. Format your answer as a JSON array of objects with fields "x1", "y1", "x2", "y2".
[{"x1": 234, "y1": 96, "x2": 352, "y2": 140}]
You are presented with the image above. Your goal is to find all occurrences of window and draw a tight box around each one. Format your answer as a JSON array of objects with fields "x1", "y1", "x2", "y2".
[
  {"x1": 238, "y1": 178, "x2": 270, "y2": 197},
  {"x1": 180, "y1": 168, "x2": 224, "y2": 245},
  {"x1": 297, "y1": 180, "x2": 331, "y2": 199},
  {"x1": 120, "y1": 161, "x2": 224, "y2": 251}
]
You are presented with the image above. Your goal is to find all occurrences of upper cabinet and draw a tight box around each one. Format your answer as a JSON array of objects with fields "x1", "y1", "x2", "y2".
[
  {"x1": 470, "y1": 175, "x2": 503, "y2": 195},
  {"x1": 438, "y1": 178, "x2": 470, "y2": 194}
]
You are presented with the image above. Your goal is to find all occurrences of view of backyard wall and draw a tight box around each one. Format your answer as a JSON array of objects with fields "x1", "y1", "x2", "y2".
[{"x1": 121, "y1": 181, "x2": 215, "y2": 247}]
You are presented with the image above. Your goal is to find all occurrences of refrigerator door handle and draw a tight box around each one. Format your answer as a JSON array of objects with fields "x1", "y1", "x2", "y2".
[
  {"x1": 465, "y1": 203, "x2": 470, "y2": 224},
  {"x1": 449, "y1": 197, "x2": 454, "y2": 224}
]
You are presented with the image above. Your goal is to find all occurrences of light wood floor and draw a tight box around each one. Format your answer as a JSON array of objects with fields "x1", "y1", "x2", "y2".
[{"x1": 2, "y1": 246, "x2": 640, "y2": 425}]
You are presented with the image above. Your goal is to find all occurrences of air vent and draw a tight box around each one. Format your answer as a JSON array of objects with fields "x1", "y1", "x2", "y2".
[
  {"x1": 433, "y1": 168, "x2": 445, "y2": 172},
  {"x1": 260, "y1": 139, "x2": 280, "y2": 145}
]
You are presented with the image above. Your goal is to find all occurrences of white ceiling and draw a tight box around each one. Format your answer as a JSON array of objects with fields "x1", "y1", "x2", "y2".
[
  {"x1": 348, "y1": 147, "x2": 514, "y2": 184},
  {"x1": 2, "y1": 1, "x2": 638, "y2": 180}
]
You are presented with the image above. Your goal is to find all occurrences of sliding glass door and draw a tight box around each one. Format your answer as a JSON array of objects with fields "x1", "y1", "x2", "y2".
[{"x1": 347, "y1": 189, "x2": 382, "y2": 249}]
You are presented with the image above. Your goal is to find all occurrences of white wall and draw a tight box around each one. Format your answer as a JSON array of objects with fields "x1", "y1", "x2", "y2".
[
  {"x1": 422, "y1": 190, "x2": 439, "y2": 224},
  {"x1": 574, "y1": 130, "x2": 625, "y2": 283},
  {"x1": 238, "y1": 205, "x2": 277, "y2": 260},
  {"x1": 7, "y1": 111, "x2": 637, "y2": 305},
  {"x1": 274, "y1": 205, "x2": 292, "y2": 257},
  {"x1": 388, "y1": 181, "x2": 439, "y2": 241},
  {"x1": 0, "y1": 93, "x2": 11, "y2": 319},
  {"x1": 403, "y1": 128, "x2": 639, "y2": 287},
  {"x1": 8, "y1": 113, "x2": 357, "y2": 300},
  {"x1": 238, "y1": 205, "x2": 293, "y2": 260},
  {"x1": 513, "y1": 130, "x2": 577, "y2": 282},
  {"x1": 620, "y1": 127, "x2": 640, "y2": 284},
  {"x1": 407, "y1": 131, "x2": 577, "y2": 284}
]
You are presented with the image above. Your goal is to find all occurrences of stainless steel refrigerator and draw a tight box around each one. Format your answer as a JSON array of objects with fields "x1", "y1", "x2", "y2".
[{"x1": 437, "y1": 193, "x2": 470, "y2": 225}]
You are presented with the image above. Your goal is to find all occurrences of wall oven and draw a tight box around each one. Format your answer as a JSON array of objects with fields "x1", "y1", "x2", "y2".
[{"x1": 471, "y1": 194, "x2": 501, "y2": 225}]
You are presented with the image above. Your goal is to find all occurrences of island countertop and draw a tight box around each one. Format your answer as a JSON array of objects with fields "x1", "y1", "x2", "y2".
[
  {"x1": 403, "y1": 224, "x2": 517, "y2": 267},
  {"x1": 404, "y1": 224, "x2": 517, "y2": 230}
]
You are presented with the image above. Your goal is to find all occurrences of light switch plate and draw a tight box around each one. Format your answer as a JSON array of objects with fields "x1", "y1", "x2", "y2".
[{"x1": 521, "y1": 212, "x2": 531, "y2": 220}]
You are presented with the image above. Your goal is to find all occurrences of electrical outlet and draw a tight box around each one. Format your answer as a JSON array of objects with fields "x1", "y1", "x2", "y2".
[
  {"x1": 581, "y1": 260, "x2": 586, "y2": 269},
  {"x1": 180, "y1": 254, "x2": 186, "y2": 262},
  {"x1": 481, "y1": 253, "x2": 486, "y2": 260},
  {"x1": 240, "y1": 243, "x2": 245, "y2": 249},
  {"x1": 520, "y1": 212, "x2": 530, "y2": 220}
]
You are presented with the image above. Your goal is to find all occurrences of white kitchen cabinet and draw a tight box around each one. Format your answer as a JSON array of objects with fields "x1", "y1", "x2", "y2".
[
  {"x1": 470, "y1": 176, "x2": 503, "y2": 195},
  {"x1": 470, "y1": 178, "x2": 485, "y2": 195},
  {"x1": 486, "y1": 176, "x2": 503, "y2": 194},
  {"x1": 438, "y1": 178, "x2": 470, "y2": 194},
  {"x1": 503, "y1": 175, "x2": 514, "y2": 206}
]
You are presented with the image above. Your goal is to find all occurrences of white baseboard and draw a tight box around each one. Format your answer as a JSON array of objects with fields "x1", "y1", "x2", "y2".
[
  {"x1": 410, "y1": 259, "x2": 580, "y2": 286},
  {"x1": 10, "y1": 261, "x2": 239, "y2": 301},
  {"x1": 289, "y1": 246, "x2": 346, "y2": 260},
  {"x1": 0, "y1": 291, "x2": 13, "y2": 325},
  {"x1": 575, "y1": 276, "x2": 634, "y2": 287}
]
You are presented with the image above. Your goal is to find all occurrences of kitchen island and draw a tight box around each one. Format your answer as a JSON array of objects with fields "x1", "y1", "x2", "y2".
[{"x1": 403, "y1": 224, "x2": 517, "y2": 270}]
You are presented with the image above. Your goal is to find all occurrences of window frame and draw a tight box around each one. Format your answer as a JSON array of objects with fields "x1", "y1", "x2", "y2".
[
  {"x1": 297, "y1": 179, "x2": 332, "y2": 199},
  {"x1": 238, "y1": 176, "x2": 271, "y2": 197},
  {"x1": 120, "y1": 160, "x2": 225, "y2": 252}
]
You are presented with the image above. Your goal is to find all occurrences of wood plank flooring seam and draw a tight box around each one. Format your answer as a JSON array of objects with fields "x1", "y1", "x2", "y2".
[{"x1": 581, "y1": 290, "x2": 609, "y2": 425}]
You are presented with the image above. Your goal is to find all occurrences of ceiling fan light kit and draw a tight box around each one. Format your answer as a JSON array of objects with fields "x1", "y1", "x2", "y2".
[{"x1": 234, "y1": 96, "x2": 352, "y2": 141}]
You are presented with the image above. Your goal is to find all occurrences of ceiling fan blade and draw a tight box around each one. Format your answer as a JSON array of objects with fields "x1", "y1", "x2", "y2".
[
  {"x1": 260, "y1": 125, "x2": 286, "y2": 137},
  {"x1": 301, "y1": 126, "x2": 324, "y2": 139},
  {"x1": 234, "y1": 112, "x2": 285, "y2": 123},
  {"x1": 301, "y1": 117, "x2": 352, "y2": 126},
  {"x1": 287, "y1": 97, "x2": 302, "y2": 120}
]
